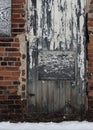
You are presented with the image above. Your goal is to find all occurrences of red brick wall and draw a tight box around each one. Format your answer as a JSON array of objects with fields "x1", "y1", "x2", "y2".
[
  {"x1": 0, "y1": 0, "x2": 27, "y2": 120},
  {"x1": 87, "y1": 0, "x2": 93, "y2": 119}
]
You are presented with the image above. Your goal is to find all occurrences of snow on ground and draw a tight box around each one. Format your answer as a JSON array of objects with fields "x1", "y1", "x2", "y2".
[{"x1": 0, "y1": 121, "x2": 93, "y2": 130}]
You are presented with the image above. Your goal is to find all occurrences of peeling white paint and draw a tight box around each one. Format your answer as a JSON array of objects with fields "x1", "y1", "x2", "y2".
[
  {"x1": 28, "y1": 0, "x2": 86, "y2": 114},
  {"x1": 37, "y1": 0, "x2": 42, "y2": 37},
  {"x1": 28, "y1": 0, "x2": 86, "y2": 79},
  {"x1": 79, "y1": 0, "x2": 86, "y2": 87},
  {"x1": 71, "y1": 0, "x2": 78, "y2": 49},
  {"x1": 0, "y1": 0, "x2": 11, "y2": 36}
]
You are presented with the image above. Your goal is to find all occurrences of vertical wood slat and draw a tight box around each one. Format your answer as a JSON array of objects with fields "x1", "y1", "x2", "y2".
[
  {"x1": 53, "y1": 81, "x2": 60, "y2": 112},
  {"x1": 65, "y1": 0, "x2": 72, "y2": 50},
  {"x1": 72, "y1": 0, "x2": 78, "y2": 50},
  {"x1": 65, "y1": 81, "x2": 71, "y2": 114},
  {"x1": 41, "y1": 81, "x2": 48, "y2": 113},
  {"x1": 47, "y1": 81, "x2": 54, "y2": 112},
  {"x1": 60, "y1": 0, "x2": 66, "y2": 50},
  {"x1": 36, "y1": 81, "x2": 42, "y2": 112},
  {"x1": 59, "y1": 81, "x2": 66, "y2": 113},
  {"x1": 28, "y1": 81, "x2": 36, "y2": 112},
  {"x1": 78, "y1": 0, "x2": 86, "y2": 107}
]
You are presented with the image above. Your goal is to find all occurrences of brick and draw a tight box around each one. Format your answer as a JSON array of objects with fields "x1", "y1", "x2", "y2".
[
  {"x1": 12, "y1": 4, "x2": 22, "y2": 8},
  {"x1": 88, "y1": 21, "x2": 93, "y2": 26},
  {"x1": 12, "y1": 72, "x2": 20, "y2": 77},
  {"x1": 13, "y1": 81, "x2": 20, "y2": 85},
  {"x1": 0, "y1": 77, "x2": 4, "y2": 80},
  {"x1": 8, "y1": 95, "x2": 21, "y2": 99},
  {"x1": 0, "y1": 57, "x2": 3, "y2": 61},
  {"x1": 8, "y1": 62, "x2": 15, "y2": 66},
  {"x1": 0, "y1": 95, "x2": 7, "y2": 100},
  {"x1": 5, "y1": 48, "x2": 19, "y2": 52},
  {"x1": 8, "y1": 105, "x2": 21, "y2": 109},
  {"x1": 12, "y1": 0, "x2": 25, "y2": 3},
  {"x1": 5, "y1": 77, "x2": 18, "y2": 81},
  {"x1": 0, "y1": 48, "x2": 4, "y2": 52},
  {"x1": 0, "y1": 38, "x2": 13, "y2": 42},
  {"x1": 19, "y1": 24, "x2": 25, "y2": 28},
  {"x1": 88, "y1": 91, "x2": 93, "y2": 97},
  {"x1": 7, "y1": 87, "x2": 18, "y2": 94},
  {"x1": 12, "y1": 29, "x2": 25, "y2": 33},
  {"x1": 0, "y1": 81, "x2": 12, "y2": 86},
  {"x1": 0, "y1": 100, "x2": 14, "y2": 105},
  {"x1": 88, "y1": 68, "x2": 93, "y2": 72},
  {"x1": 11, "y1": 43, "x2": 20, "y2": 47},
  {"x1": 0, "y1": 53, "x2": 4, "y2": 56},
  {"x1": 12, "y1": 18, "x2": 25, "y2": 23},
  {"x1": 15, "y1": 62, "x2": 21, "y2": 66},
  {"x1": 15, "y1": 109, "x2": 22, "y2": 113},
  {"x1": 1, "y1": 62, "x2": 7, "y2": 66},
  {"x1": 0, "y1": 43, "x2": 11, "y2": 47},
  {"x1": 0, "y1": 86, "x2": 7, "y2": 90},
  {"x1": 0, "y1": 91, "x2": 3, "y2": 94},
  {"x1": 12, "y1": 24, "x2": 19, "y2": 28},
  {"x1": 8, "y1": 53, "x2": 21, "y2": 57},
  {"x1": 12, "y1": 9, "x2": 24, "y2": 13},
  {"x1": 5, "y1": 67, "x2": 19, "y2": 71},
  {"x1": 7, "y1": 86, "x2": 18, "y2": 89},
  {"x1": 4, "y1": 57, "x2": 17, "y2": 61},
  {"x1": 0, "y1": 72, "x2": 11, "y2": 76}
]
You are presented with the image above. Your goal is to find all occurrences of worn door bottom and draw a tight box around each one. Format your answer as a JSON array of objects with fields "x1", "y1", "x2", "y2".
[{"x1": 24, "y1": 111, "x2": 86, "y2": 122}]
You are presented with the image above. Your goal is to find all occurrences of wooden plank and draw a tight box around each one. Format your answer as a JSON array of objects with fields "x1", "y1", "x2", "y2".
[
  {"x1": 71, "y1": 0, "x2": 78, "y2": 50},
  {"x1": 47, "y1": 81, "x2": 54, "y2": 112},
  {"x1": 65, "y1": 0, "x2": 72, "y2": 50},
  {"x1": 74, "y1": 0, "x2": 86, "y2": 113},
  {"x1": 70, "y1": 81, "x2": 80, "y2": 111},
  {"x1": 78, "y1": 0, "x2": 86, "y2": 107},
  {"x1": 54, "y1": 81, "x2": 60, "y2": 112},
  {"x1": 36, "y1": 81, "x2": 42, "y2": 112},
  {"x1": 65, "y1": 81, "x2": 71, "y2": 114},
  {"x1": 28, "y1": 81, "x2": 36, "y2": 112},
  {"x1": 37, "y1": 0, "x2": 42, "y2": 38},
  {"x1": 59, "y1": 81, "x2": 66, "y2": 113},
  {"x1": 60, "y1": 0, "x2": 66, "y2": 50},
  {"x1": 41, "y1": 81, "x2": 48, "y2": 113}
]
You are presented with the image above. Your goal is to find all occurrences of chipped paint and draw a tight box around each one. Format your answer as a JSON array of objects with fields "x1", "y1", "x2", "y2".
[
  {"x1": 0, "y1": 0, "x2": 11, "y2": 36},
  {"x1": 28, "y1": 0, "x2": 86, "y2": 80},
  {"x1": 38, "y1": 51, "x2": 75, "y2": 79},
  {"x1": 28, "y1": 0, "x2": 86, "y2": 114}
]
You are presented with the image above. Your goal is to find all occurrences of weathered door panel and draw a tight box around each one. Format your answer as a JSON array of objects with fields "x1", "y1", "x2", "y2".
[
  {"x1": 27, "y1": 0, "x2": 86, "y2": 117},
  {"x1": 38, "y1": 51, "x2": 75, "y2": 80}
]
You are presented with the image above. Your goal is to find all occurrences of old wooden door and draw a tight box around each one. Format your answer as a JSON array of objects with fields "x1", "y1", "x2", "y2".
[{"x1": 27, "y1": 0, "x2": 86, "y2": 117}]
